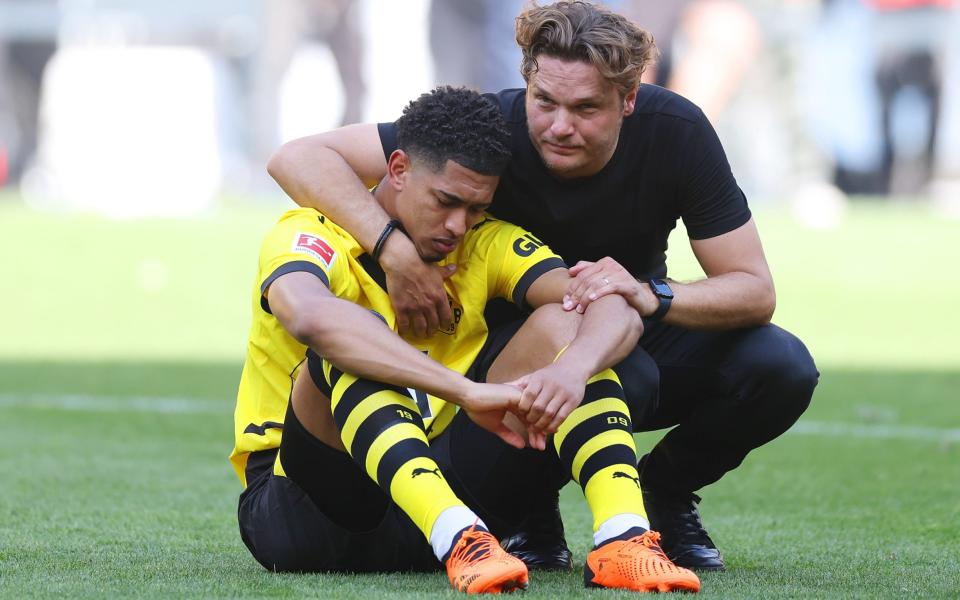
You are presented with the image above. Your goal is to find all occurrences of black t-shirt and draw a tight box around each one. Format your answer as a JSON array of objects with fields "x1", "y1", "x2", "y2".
[{"x1": 378, "y1": 85, "x2": 750, "y2": 279}]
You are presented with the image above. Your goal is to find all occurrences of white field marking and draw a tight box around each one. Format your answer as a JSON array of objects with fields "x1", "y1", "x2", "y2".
[
  {"x1": 787, "y1": 420, "x2": 960, "y2": 443},
  {"x1": 0, "y1": 393, "x2": 225, "y2": 415},
  {"x1": 2, "y1": 392, "x2": 959, "y2": 443}
]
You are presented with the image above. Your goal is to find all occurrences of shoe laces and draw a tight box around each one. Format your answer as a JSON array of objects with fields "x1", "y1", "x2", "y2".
[
  {"x1": 447, "y1": 523, "x2": 497, "y2": 571},
  {"x1": 656, "y1": 493, "x2": 715, "y2": 545},
  {"x1": 627, "y1": 530, "x2": 670, "y2": 561}
]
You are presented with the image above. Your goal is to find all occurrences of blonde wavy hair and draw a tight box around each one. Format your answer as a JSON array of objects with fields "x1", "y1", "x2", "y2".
[{"x1": 515, "y1": 1, "x2": 658, "y2": 97}]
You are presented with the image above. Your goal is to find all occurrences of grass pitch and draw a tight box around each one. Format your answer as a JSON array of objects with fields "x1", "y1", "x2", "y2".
[{"x1": 0, "y1": 197, "x2": 957, "y2": 598}]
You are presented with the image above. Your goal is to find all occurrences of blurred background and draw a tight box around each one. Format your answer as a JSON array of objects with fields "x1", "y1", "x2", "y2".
[
  {"x1": 1, "y1": 0, "x2": 958, "y2": 402},
  {"x1": 0, "y1": 1, "x2": 957, "y2": 381},
  {"x1": 2, "y1": 0, "x2": 960, "y2": 215}
]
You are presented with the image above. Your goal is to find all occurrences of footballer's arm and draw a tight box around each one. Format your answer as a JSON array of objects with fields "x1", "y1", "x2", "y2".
[
  {"x1": 525, "y1": 268, "x2": 643, "y2": 382},
  {"x1": 267, "y1": 125, "x2": 454, "y2": 337},
  {"x1": 266, "y1": 271, "x2": 523, "y2": 447},
  {"x1": 490, "y1": 268, "x2": 643, "y2": 439}
]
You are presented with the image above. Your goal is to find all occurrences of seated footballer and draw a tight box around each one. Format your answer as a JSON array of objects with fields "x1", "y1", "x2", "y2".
[{"x1": 230, "y1": 87, "x2": 702, "y2": 594}]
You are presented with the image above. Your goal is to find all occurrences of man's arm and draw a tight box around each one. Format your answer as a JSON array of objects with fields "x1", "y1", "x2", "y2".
[
  {"x1": 267, "y1": 124, "x2": 387, "y2": 248},
  {"x1": 266, "y1": 125, "x2": 453, "y2": 337},
  {"x1": 677, "y1": 217, "x2": 775, "y2": 327},
  {"x1": 266, "y1": 271, "x2": 523, "y2": 447},
  {"x1": 564, "y1": 218, "x2": 775, "y2": 329}
]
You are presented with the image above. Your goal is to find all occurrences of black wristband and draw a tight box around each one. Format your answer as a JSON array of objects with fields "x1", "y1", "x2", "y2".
[
  {"x1": 372, "y1": 219, "x2": 402, "y2": 262},
  {"x1": 646, "y1": 278, "x2": 673, "y2": 321},
  {"x1": 648, "y1": 295, "x2": 672, "y2": 321}
]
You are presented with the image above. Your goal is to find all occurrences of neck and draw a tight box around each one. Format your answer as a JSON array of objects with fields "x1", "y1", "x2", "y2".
[{"x1": 373, "y1": 177, "x2": 401, "y2": 221}]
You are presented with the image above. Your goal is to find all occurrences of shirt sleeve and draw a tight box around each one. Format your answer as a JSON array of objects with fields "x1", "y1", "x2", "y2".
[
  {"x1": 257, "y1": 211, "x2": 350, "y2": 314},
  {"x1": 378, "y1": 122, "x2": 399, "y2": 163},
  {"x1": 472, "y1": 218, "x2": 566, "y2": 310},
  {"x1": 677, "y1": 111, "x2": 752, "y2": 240}
]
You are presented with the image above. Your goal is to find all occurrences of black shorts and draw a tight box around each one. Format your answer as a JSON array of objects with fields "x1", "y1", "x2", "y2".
[
  {"x1": 237, "y1": 319, "x2": 551, "y2": 573},
  {"x1": 238, "y1": 444, "x2": 441, "y2": 573}
]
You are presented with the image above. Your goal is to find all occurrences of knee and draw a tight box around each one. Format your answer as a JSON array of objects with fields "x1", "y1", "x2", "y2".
[
  {"x1": 525, "y1": 303, "x2": 582, "y2": 349},
  {"x1": 741, "y1": 325, "x2": 819, "y2": 410}
]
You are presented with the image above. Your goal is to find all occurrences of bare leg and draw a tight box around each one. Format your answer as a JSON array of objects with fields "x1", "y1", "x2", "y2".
[
  {"x1": 486, "y1": 304, "x2": 581, "y2": 384},
  {"x1": 290, "y1": 367, "x2": 345, "y2": 451},
  {"x1": 485, "y1": 304, "x2": 582, "y2": 442}
]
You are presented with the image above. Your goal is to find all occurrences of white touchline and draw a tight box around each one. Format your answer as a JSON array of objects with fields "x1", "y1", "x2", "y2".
[
  {"x1": 787, "y1": 420, "x2": 960, "y2": 443},
  {"x1": 0, "y1": 393, "x2": 223, "y2": 414},
  {"x1": 1, "y1": 392, "x2": 958, "y2": 443}
]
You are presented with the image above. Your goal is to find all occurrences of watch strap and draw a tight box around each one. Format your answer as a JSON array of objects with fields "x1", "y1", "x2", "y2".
[
  {"x1": 646, "y1": 279, "x2": 673, "y2": 321},
  {"x1": 648, "y1": 294, "x2": 672, "y2": 321}
]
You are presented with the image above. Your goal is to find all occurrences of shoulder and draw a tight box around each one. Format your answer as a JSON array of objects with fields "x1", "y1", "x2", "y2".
[
  {"x1": 267, "y1": 208, "x2": 360, "y2": 257},
  {"x1": 267, "y1": 208, "x2": 326, "y2": 243},
  {"x1": 483, "y1": 88, "x2": 526, "y2": 125},
  {"x1": 458, "y1": 215, "x2": 540, "y2": 262},
  {"x1": 629, "y1": 84, "x2": 706, "y2": 125},
  {"x1": 619, "y1": 85, "x2": 721, "y2": 162},
  {"x1": 460, "y1": 215, "x2": 512, "y2": 252},
  {"x1": 273, "y1": 208, "x2": 340, "y2": 238},
  {"x1": 462, "y1": 215, "x2": 560, "y2": 268}
]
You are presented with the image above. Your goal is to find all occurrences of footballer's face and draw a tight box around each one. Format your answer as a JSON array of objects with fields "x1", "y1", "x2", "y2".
[
  {"x1": 387, "y1": 153, "x2": 497, "y2": 262},
  {"x1": 525, "y1": 55, "x2": 637, "y2": 179}
]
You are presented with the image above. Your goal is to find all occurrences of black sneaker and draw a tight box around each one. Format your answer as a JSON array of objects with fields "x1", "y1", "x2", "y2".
[
  {"x1": 498, "y1": 493, "x2": 573, "y2": 571},
  {"x1": 641, "y1": 487, "x2": 726, "y2": 571}
]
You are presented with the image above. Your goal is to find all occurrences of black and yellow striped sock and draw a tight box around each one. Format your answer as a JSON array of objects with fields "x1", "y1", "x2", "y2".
[
  {"x1": 553, "y1": 369, "x2": 647, "y2": 534},
  {"x1": 323, "y1": 360, "x2": 465, "y2": 541}
]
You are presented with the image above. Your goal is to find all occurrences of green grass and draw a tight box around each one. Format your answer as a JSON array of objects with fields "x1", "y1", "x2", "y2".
[{"x1": 0, "y1": 196, "x2": 958, "y2": 598}]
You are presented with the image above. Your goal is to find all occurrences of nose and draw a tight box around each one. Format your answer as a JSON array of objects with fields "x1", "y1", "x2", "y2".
[
  {"x1": 550, "y1": 108, "x2": 575, "y2": 138},
  {"x1": 445, "y1": 208, "x2": 468, "y2": 237}
]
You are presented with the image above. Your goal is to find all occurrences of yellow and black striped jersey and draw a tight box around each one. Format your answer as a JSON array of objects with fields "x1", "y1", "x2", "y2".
[{"x1": 230, "y1": 207, "x2": 564, "y2": 485}]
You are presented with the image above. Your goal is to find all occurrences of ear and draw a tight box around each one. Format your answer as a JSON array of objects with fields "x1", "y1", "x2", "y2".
[
  {"x1": 387, "y1": 150, "x2": 411, "y2": 191},
  {"x1": 622, "y1": 88, "x2": 638, "y2": 117}
]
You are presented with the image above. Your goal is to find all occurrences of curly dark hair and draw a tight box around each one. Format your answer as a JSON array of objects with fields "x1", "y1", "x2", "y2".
[{"x1": 395, "y1": 86, "x2": 511, "y2": 176}]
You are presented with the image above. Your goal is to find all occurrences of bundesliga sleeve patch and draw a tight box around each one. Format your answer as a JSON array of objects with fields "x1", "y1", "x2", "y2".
[{"x1": 292, "y1": 232, "x2": 336, "y2": 267}]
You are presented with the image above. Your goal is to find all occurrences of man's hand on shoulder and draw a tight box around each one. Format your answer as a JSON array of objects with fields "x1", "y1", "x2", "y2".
[
  {"x1": 379, "y1": 232, "x2": 455, "y2": 337},
  {"x1": 564, "y1": 257, "x2": 656, "y2": 317}
]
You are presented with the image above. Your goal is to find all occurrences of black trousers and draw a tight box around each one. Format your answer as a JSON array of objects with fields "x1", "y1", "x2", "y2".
[
  {"x1": 238, "y1": 407, "x2": 564, "y2": 573},
  {"x1": 614, "y1": 320, "x2": 819, "y2": 495}
]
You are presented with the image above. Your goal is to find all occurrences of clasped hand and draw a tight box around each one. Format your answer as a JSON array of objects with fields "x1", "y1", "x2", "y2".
[{"x1": 463, "y1": 364, "x2": 587, "y2": 452}]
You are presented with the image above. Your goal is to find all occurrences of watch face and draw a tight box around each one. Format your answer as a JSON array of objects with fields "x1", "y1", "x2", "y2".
[{"x1": 650, "y1": 279, "x2": 674, "y2": 299}]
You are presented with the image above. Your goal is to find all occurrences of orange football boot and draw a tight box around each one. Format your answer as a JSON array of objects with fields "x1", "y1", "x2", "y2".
[
  {"x1": 584, "y1": 529, "x2": 701, "y2": 593},
  {"x1": 446, "y1": 526, "x2": 529, "y2": 594}
]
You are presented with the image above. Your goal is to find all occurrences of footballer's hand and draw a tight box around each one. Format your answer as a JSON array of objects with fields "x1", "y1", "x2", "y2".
[
  {"x1": 525, "y1": 426, "x2": 549, "y2": 452},
  {"x1": 564, "y1": 257, "x2": 650, "y2": 316},
  {"x1": 461, "y1": 382, "x2": 526, "y2": 450},
  {"x1": 509, "y1": 362, "x2": 588, "y2": 437},
  {"x1": 380, "y1": 233, "x2": 455, "y2": 337}
]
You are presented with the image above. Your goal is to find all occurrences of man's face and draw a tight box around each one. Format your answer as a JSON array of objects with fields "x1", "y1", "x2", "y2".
[
  {"x1": 525, "y1": 55, "x2": 637, "y2": 179},
  {"x1": 391, "y1": 156, "x2": 497, "y2": 262}
]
